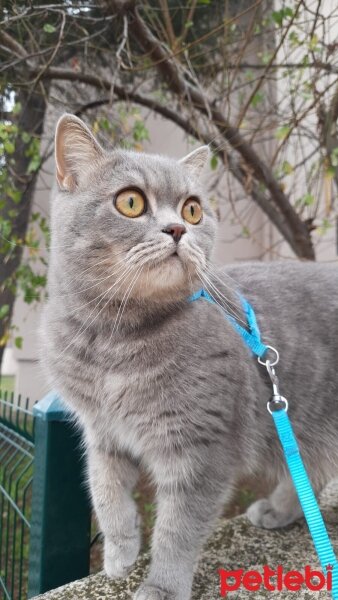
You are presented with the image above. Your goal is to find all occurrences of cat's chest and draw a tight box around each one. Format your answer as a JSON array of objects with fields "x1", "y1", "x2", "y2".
[{"x1": 75, "y1": 304, "x2": 244, "y2": 455}]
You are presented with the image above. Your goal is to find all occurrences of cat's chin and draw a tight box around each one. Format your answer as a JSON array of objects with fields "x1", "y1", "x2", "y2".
[{"x1": 132, "y1": 254, "x2": 193, "y2": 300}]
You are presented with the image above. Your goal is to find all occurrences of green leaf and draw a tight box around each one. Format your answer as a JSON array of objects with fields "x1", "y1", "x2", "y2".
[
  {"x1": 0, "y1": 305, "x2": 10, "y2": 320},
  {"x1": 326, "y1": 165, "x2": 336, "y2": 177},
  {"x1": 43, "y1": 23, "x2": 56, "y2": 33},
  {"x1": 272, "y1": 7, "x2": 294, "y2": 26},
  {"x1": 21, "y1": 131, "x2": 31, "y2": 144},
  {"x1": 309, "y1": 34, "x2": 319, "y2": 51},
  {"x1": 12, "y1": 102, "x2": 22, "y2": 115},
  {"x1": 281, "y1": 160, "x2": 294, "y2": 175},
  {"x1": 318, "y1": 218, "x2": 332, "y2": 236},
  {"x1": 14, "y1": 336, "x2": 23, "y2": 349},
  {"x1": 295, "y1": 193, "x2": 315, "y2": 208},
  {"x1": 330, "y1": 147, "x2": 338, "y2": 167},
  {"x1": 261, "y1": 51, "x2": 273, "y2": 65},
  {"x1": 132, "y1": 120, "x2": 150, "y2": 143},
  {"x1": 4, "y1": 141, "x2": 15, "y2": 154},
  {"x1": 302, "y1": 193, "x2": 315, "y2": 206},
  {"x1": 275, "y1": 125, "x2": 291, "y2": 140},
  {"x1": 210, "y1": 155, "x2": 218, "y2": 170},
  {"x1": 289, "y1": 31, "x2": 300, "y2": 46},
  {"x1": 27, "y1": 156, "x2": 41, "y2": 173},
  {"x1": 7, "y1": 189, "x2": 22, "y2": 204},
  {"x1": 251, "y1": 92, "x2": 264, "y2": 108}
]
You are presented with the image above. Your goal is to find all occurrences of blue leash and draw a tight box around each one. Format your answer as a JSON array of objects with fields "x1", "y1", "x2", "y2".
[{"x1": 188, "y1": 288, "x2": 338, "y2": 597}]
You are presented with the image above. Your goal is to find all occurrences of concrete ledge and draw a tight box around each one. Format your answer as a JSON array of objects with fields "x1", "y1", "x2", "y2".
[{"x1": 33, "y1": 482, "x2": 338, "y2": 599}]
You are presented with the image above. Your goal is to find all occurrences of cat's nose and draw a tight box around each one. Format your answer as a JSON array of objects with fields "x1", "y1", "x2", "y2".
[{"x1": 162, "y1": 223, "x2": 186, "y2": 243}]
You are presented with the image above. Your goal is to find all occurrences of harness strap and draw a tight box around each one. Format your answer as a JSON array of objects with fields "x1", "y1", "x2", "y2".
[
  {"x1": 272, "y1": 409, "x2": 338, "y2": 596},
  {"x1": 188, "y1": 288, "x2": 268, "y2": 358},
  {"x1": 188, "y1": 286, "x2": 338, "y2": 597}
]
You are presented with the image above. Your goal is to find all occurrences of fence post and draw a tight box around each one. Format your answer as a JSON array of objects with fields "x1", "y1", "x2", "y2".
[{"x1": 28, "y1": 392, "x2": 91, "y2": 598}]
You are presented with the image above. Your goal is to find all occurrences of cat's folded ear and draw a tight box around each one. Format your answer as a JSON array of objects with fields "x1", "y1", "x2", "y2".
[
  {"x1": 55, "y1": 114, "x2": 104, "y2": 191},
  {"x1": 179, "y1": 146, "x2": 210, "y2": 177}
]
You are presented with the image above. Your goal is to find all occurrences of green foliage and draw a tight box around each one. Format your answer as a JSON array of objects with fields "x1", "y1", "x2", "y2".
[
  {"x1": 132, "y1": 119, "x2": 150, "y2": 143},
  {"x1": 251, "y1": 92, "x2": 264, "y2": 108},
  {"x1": 317, "y1": 218, "x2": 332, "y2": 236},
  {"x1": 295, "y1": 193, "x2": 315, "y2": 208},
  {"x1": 0, "y1": 109, "x2": 47, "y2": 351},
  {"x1": 16, "y1": 263, "x2": 47, "y2": 304},
  {"x1": 14, "y1": 336, "x2": 23, "y2": 349},
  {"x1": 210, "y1": 155, "x2": 218, "y2": 170},
  {"x1": 43, "y1": 23, "x2": 56, "y2": 33},
  {"x1": 275, "y1": 125, "x2": 291, "y2": 140},
  {"x1": 281, "y1": 160, "x2": 294, "y2": 175},
  {"x1": 330, "y1": 148, "x2": 338, "y2": 167},
  {"x1": 0, "y1": 305, "x2": 10, "y2": 320},
  {"x1": 272, "y1": 7, "x2": 294, "y2": 26}
]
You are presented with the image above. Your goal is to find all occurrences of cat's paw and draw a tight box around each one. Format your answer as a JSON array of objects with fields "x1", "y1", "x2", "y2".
[
  {"x1": 246, "y1": 498, "x2": 301, "y2": 529},
  {"x1": 104, "y1": 531, "x2": 140, "y2": 579},
  {"x1": 134, "y1": 584, "x2": 173, "y2": 600}
]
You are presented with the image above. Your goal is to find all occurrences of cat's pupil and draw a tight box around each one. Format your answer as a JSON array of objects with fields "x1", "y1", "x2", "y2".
[
  {"x1": 190, "y1": 205, "x2": 194, "y2": 216},
  {"x1": 129, "y1": 197, "x2": 134, "y2": 209}
]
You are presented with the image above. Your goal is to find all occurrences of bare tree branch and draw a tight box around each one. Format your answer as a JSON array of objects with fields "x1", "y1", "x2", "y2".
[{"x1": 102, "y1": 1, "x2": 315, "y2": 259}]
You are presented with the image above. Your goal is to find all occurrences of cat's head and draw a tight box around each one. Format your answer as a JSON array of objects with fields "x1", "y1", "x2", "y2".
[{"x1": 52, "y1": 114, "x2": 216, "y2": 305}]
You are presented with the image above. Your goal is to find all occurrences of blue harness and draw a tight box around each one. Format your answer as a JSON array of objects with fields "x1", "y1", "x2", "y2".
[{"x1": 188, "y1": 288, "x2": 338, "y2": 597}]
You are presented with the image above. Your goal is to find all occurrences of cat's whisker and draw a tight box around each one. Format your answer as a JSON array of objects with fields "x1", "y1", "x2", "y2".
[
  {"x1": 47, "y1": 261, "x2": 128, "y2": 301},
  {"x1": 198, "y1": 270, "x2": 245, "y2": 323},
  {"x1": 198, "y1": 273, "x2": 245, "y2": 326},
  {"x1": 110, "y1": 265, "x2": 144, "y2": 339},
  {"x1": 196, "y1": 271, "x2": 246, "y2": 327},
  {"x1": 47, "y1": 251, "x2": 131, "y2": 298},
  {"x1": 205, "y1": 263, "x2": 242, "y2": 293},
  {"x1": 45, "y1": 277, "x2": 127, "y2": 322},
  {"x1": 53, "y1": 263, "x2": 137, "y2": 361},
  {"x1": 127, "y1": 242, "x2": 173, "y2": 264}
]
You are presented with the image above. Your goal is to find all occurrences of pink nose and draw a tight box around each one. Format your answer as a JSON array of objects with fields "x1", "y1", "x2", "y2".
[{"x1": 162, "y1": 223, "x2": 186, "y2": 243}]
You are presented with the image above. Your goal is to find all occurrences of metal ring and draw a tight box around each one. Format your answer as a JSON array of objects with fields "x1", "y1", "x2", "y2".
[
  {"x1": 267, "y1": 397, "x2": 288, "y2": 415},
  {"x1": 258, "y1": 345, "x2": 279, "y2": 367}
]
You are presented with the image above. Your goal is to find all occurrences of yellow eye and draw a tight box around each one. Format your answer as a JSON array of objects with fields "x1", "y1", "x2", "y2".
[
  {"x1": 182, "y1": 198, "x2": 203, "y2": 224},
  {"x1": 115, "y1": 189, "x2": 145, "y2": 218}
]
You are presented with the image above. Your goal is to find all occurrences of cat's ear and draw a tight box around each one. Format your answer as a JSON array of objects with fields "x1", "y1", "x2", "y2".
[
  {"x1": 179, "y1": 146, "x2": 210, "y2": 177},
  {"x1": 55, "y1": 114, "x2": 104, "y2": 191}
]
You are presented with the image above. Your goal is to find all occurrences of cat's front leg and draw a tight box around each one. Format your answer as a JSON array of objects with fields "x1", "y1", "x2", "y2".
[
  {"x1": 134, "y1": 463, "x2": 229, "y2": 600},
  {"x1": 87, "y1": 445, "x2": 141, "y2": 578}
]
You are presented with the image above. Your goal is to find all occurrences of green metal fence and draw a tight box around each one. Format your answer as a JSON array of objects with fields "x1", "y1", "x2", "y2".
[
  {"x1": 0, "y1": 390, "x2": 92, "y2": 600},
  {"x1": 0, "y1": 392, "x2": 34, "y2": 600}
]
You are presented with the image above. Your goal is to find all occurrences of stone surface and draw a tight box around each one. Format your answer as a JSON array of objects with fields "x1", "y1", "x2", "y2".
[{"x1": 33, "y1": 481, "x2": 338, "y2": 599}]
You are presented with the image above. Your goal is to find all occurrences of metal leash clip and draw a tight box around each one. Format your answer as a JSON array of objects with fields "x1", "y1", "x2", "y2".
[{"x1": 258, "y1": 346, "x2": 289, "y2": 414}]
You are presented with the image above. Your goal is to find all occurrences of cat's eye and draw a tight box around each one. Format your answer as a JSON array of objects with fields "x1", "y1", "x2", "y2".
[
  {"x1": 115, "y1": 189, "x2": 146, "y2": 218},
  {"x1": 182, "y1": 198, "x2": 203, "y2": 225}
]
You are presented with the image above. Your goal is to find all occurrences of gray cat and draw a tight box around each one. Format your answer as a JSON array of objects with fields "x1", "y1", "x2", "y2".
[{"x1": 41, "y1": 114, "x2": 338, "y2": 600}]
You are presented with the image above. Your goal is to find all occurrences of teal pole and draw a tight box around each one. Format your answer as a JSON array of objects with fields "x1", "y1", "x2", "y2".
[{"x1": 28, "y1": 392, "x2": 91, "y2": 597}]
